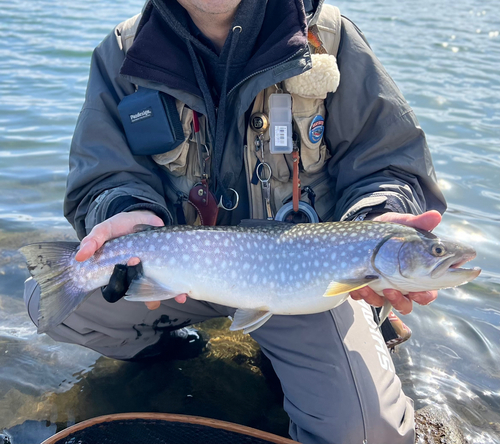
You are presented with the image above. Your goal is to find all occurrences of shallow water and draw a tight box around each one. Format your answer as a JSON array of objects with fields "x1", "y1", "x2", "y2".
[{"x1": 0, "y1": 0, "x2": 499, "y2": 442}]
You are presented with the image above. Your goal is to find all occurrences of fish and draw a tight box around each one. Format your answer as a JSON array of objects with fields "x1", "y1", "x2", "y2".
[{"x1": 20, "y1": 221, "x2": 481, "y2": 334}]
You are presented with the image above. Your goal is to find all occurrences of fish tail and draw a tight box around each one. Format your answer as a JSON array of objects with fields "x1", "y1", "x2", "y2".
[{"x1": 20, "y1": 242, "x2": 87, "y2": 333}]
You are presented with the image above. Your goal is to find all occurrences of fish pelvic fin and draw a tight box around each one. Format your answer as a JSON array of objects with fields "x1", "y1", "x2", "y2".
[
  {"x1": 230, "y1": 308, "x2": 273, "y2": 334},
  {"x1": 378, "y1": 299, "x2": 393, "y2": 327},
  {"x1": 323, "y1": 277, "x2": 378, "y2": 298},
  {"x1": 19, "y1": 242, "x2": 86, "y2": 334},
  {"x1": 124, "y1": 275, "x2": 179, "y2": 302}
]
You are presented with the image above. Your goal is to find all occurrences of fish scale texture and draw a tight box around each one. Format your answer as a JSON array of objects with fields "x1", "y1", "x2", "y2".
[{"x1": 53, "y1": 419, "x2": 285, "y2": 444}]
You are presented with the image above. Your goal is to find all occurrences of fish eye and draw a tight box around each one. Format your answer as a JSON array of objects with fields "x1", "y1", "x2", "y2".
[{"x1": 431, "y1": 243, "x2": 447, "y2": 257}]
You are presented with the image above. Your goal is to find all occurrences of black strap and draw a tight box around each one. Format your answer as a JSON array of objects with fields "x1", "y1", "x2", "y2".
[{"x1": 102, "y1": 262, "x2": 144, "y2": 303}]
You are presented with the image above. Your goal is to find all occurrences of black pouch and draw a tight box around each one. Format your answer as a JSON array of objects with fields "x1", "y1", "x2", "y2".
[{"x1": 118, "y1": 87, "x2": 185, "y2": 156}]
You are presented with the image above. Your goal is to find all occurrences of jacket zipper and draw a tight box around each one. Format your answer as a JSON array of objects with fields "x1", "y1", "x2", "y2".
[{"x1": 227, "y1": 46, "x2": 309, "y2": 98}]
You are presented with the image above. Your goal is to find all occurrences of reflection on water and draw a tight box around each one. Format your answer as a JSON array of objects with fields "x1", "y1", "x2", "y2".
[{"x1": 1, "y1": 0, "x2": 499, "y2": 442}]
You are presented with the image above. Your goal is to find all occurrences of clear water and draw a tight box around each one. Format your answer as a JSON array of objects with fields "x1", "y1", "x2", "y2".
[{"x1": 0, "y1": 0, "x2": 499, "y2": 442}]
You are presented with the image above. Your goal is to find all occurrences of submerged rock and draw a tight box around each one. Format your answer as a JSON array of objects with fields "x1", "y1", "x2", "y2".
[{"x1": 415, "y1": 405, "x2": 468, "y2": 444}]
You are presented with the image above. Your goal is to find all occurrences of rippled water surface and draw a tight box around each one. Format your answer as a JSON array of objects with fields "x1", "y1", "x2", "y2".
[{"x1": 1, "y1": 0, "x2": 499, "y2": 442}]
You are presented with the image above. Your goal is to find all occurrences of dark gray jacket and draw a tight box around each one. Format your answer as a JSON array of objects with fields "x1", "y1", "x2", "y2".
[{"x1": 64, "y1": 0, "x2": 446, "y2": 239}]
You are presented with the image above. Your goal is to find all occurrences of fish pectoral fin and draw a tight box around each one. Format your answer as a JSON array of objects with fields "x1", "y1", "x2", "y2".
[
  {"x1": 322, "y1": 277, "x2": 379, "y2": 298},
  {"x1": 124, "y1": 276, "x2": 179, "y2": 302},
  {"x1": 229, "y1": 308, "x2": 273, "y2": 334},
  {"x1": 378, "y1": 299, "x2": 393, "y2": 327}
]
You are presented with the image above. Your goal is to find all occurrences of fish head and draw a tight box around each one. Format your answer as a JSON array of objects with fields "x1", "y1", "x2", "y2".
[{"x1": 373, "y1": 228, "x2": 481, "y2": 292}]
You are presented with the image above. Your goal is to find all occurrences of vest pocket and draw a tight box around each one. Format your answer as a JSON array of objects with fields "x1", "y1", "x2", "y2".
[
  {"x1": 291, "y1": 96, "x2": 331, "y2": 174},
  {"x1": 151, "y1": 103, "x2": 203, "y2": 178},
  {"x1": 294, "y1": 115, "x2": 330, "y2": 174}
]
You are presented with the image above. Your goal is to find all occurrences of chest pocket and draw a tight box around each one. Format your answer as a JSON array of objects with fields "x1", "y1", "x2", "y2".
[{"x1": 292, "y1": 95, "x2": 330, "y2": 174}]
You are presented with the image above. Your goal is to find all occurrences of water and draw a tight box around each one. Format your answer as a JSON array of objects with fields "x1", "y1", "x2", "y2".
[{"x1": 0, "y1": 0, "x2": 499, "y2": 442}]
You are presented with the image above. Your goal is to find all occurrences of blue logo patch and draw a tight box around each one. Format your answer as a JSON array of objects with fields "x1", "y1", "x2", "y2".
[{"x1": 308, "y1": 115, "x2": 324, "y2": 144}]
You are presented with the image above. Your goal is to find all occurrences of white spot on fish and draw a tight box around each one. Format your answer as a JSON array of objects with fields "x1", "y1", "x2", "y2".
[
  {"x1": 149, "y1": 245, "x2": 156, "y2": 252},
  {"x1": 127, "y1": 241, "x2": 133, "y2": 248},
  {"x1": 183, "y1": 254, "x2": 190, "y2": 262},
  {"x1": 177, "y1": 238, "x2": 184, "y2": 244}
]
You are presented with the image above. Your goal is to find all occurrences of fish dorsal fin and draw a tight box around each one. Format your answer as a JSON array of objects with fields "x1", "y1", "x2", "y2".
[
  {"x1": 238, "y1": 219, "x2": 292, "y2": 228},
  {"x1": 323, "y1": 277, "x2": 378, "y2": 298},
  {"x1": 229, "y1": 308, "x2": 273, "y2": 334},
  {"x1": 133, "y1": 224, "x2": 163, "y2": 233},
  {"x1": 124, "y1": 276, "x2": 179, "y2": 302}
]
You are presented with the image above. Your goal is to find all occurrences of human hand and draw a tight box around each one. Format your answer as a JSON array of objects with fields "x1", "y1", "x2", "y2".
[
  {"x1": 350, "y1": 210, "x2": 442, "y2": 315},
  {"x1": 75, "y1": 210, "x2": 165, "y2": 262},
  {"x1": 75, "y1": 210, "x2": 186, "y2": 309}
]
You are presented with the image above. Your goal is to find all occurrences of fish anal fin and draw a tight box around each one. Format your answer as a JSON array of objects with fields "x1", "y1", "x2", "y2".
[
  {"x1": 323, "y1": 277, "x2": 378, "y2": 298},
  {"x1": 124, "y1": 276, "x2": 179, "y2": 302},
  {"x1": 229, "y1": 308, "x2": 273, "y2": 334}
]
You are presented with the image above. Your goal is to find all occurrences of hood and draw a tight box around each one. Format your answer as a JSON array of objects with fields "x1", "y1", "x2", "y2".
[{"x1": 120, "y1": 0, "x2": 309, "y2": 96}]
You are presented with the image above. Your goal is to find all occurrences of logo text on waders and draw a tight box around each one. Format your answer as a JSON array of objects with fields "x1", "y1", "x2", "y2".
[
  {"x1": 130, "y1": 108, "x2": 153, "y2": 123},
  {"x1": 360, "y1": 302, "x2": 394, "y2": 373}
]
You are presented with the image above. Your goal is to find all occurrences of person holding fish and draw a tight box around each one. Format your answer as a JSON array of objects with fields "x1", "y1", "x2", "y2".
[{"x1": 22, "y1": 0, "x2": 482, "y2": 443}]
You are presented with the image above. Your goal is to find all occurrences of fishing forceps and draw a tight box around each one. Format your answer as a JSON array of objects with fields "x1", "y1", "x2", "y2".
[{"x1": 256, "y1": 161, "x2": 273, "y2": 220}]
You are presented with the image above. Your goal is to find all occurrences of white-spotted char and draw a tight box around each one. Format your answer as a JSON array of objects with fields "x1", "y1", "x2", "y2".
[{"x1": 20, "y1": 221, "x2": 481, "y2": 334}]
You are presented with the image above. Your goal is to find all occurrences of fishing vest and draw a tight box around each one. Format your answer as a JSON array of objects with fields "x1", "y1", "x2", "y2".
[{"x1": 115, "y1": 5, "x2": 342, "y2": 224}]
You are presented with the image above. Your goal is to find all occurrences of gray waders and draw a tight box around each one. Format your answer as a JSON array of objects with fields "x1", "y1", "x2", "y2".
[{"x1": 25, "y1": 277, "x2": 414, "y2": 444}]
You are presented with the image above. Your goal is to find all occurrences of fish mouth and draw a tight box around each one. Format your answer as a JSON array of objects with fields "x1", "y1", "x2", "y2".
[{"x1": 431, "y1": 252, "x2": 481, "y2": 280}]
